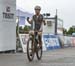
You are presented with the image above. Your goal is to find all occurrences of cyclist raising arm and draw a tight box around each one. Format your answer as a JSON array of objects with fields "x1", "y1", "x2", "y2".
[
  {"x1": 27, "y1": 5, "x2": 46, "y2": 48},
  {"x1": 27, "y1": 5, "x2": 46, "y2": 26}
]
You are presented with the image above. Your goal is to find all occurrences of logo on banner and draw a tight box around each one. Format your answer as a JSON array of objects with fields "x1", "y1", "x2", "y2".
[
  {"x1": 19, "y1": 34, "x2": 29, "y2": 53},
  {"x1": 21, "y1": 35, "x2": 29, "y2": 45},
  {"x1": 3, "y1": 6, "x2": 14, "y2": 19},
  {"x1": 43, "y1": 34, "x2": 60, "y2": 50},
  {"x1": 6, "y1": 6, "x2": 10, "y2": 12}
]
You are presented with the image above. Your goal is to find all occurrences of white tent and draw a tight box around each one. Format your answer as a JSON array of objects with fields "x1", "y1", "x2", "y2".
[{"x1": 25, "y1": 19, "x2": 31, "y2": 26}]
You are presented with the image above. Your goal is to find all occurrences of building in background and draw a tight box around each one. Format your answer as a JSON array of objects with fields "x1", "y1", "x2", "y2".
[
  {"x1": 43, "y1": 13, "x2": 63, "y2": 35},
  {"x1": 57, "y1": 18, "x2": 63, "y2": 35},
  {"x1": 43, "y1": 18, "x2": 55, "y2": 34}
]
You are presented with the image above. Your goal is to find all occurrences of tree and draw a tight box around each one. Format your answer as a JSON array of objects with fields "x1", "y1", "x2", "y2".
[
  {"x1": 24, "y1": 25, "x2": 30, "y2": 33},
  {"x1": 67, "y1": 26, "x2": 75, "y2": 35},
  {"x1": 19, "y1": 26, "x2": 23, "y2": 33},
  {"x1": 63, "y1": 28, "x2": 67, "y2": 35}
]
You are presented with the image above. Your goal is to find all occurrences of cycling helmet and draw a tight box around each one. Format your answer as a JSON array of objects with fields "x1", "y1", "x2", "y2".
[{"x1": 34, "y1": 6, "x2": 41, "y2": 10}]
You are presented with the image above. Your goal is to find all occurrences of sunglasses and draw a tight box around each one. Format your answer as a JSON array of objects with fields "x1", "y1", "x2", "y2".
[{"x1": 35, "y1": 9, "x2": 40, "y2": 10}]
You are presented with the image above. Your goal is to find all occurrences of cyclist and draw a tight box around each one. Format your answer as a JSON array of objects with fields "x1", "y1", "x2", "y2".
[{"x1": 27, "y1": 5, "x2": 46, "y2": 49}]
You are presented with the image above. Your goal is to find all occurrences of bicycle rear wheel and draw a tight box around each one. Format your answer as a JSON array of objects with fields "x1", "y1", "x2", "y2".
[
  {"x1": 36, "y1": 43, "x2": 42, "y2": 60},
  {"x1": 27, "y1": 38, "x2": 34, "y2": 61}
]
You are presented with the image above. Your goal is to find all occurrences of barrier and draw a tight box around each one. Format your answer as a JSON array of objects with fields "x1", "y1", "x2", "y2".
[
  {"x1": 58, "y1": 36, "x2": 64, "y2": 48},
  {"x1": 19, "y1": 34, "x2": 29, "y2": 53},
  {"x1": 42, "y1": 34, "x2": 60, "y2": 50},
  {"x1": 19, "y1": 33, "x2": 75, "y2": 53},
  {"x1": 19, "y1": 34, "x2": 61, "y2": 52},
  {"x1": 71, "y1": 37, "x2": 75, "y2": 47},
  {"x1": 19, "y1": 34, "x2": 47, "y2": 52},
  {"x1": 63, "y1": 36, "x2": 71, "y2": 47},
  {"x1": 58, "y1": 35, "x2": 75, "y2": 48}
]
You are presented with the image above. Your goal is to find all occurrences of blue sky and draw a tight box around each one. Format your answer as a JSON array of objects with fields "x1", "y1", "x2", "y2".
[{"x1": 16, "y1": 0, "x2": 75, "y2": 29}]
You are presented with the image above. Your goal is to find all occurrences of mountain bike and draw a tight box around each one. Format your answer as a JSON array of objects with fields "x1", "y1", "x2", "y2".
[{"x1": 27, "y1": 21, "x2": 42, "y2": 61}]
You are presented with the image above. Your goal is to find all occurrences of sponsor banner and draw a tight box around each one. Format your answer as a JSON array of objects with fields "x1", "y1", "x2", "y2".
[
  {"x1": 63, "y1": 36, "x2": 71, "y2": 47},
  {"x1": 58, "y1": 36, "x2": 75, "y2": 47},
  {"x1": 43, "y1": 34, "x2": 60, "y2": 50},
  {"x1": 71, "y1": 37, "x2": 75, "y2": 47},
  {"x1": 58, "y1": 35, "x2": 64, "y2": 48},
  {"x1": 19, "y1": 34, "x2": 29, "y2": 53},
  {"x1": 42, "y1": 35, "x2": 47, "y2": 51},
  {"x1": 19, "y1": 34, "x2": 47, "y2": 52},
  {"x1": 19, "y1": 34, "x2": 61, "y2": 53}
]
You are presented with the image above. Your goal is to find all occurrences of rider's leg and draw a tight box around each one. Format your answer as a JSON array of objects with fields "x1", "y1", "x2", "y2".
[
  {"x1": 30, "y1": 34, "x2": 34, "y2": 56},
  {"x1": 38, "y1": 34, "x2": 42, "y2": 48}
]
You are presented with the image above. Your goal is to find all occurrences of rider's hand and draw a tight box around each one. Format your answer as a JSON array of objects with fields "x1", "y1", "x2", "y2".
[
  {"x1": 38, "y1": 32, "x2": 42, "y2": 35},
  {"x1": 27, "y1": 17, "x2": 29, "y2": 21},
  {"x1": 44, "y1": 22, "x2": 46, "y2": 25},
  {"x1": 43, "y1": 20, "x2": 46, "y2": 25}
]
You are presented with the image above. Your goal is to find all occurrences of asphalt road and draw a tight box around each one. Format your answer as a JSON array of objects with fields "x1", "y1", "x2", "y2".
[{"x1": 0, "y1": 47, "x2": 75, "y2": 66}]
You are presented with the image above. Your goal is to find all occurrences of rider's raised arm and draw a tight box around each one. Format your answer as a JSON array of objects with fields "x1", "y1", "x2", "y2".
[
  {"x1": 43, "y1": 19, "x2": 46, "y2": 25},
  {"x1": 27, "y1": 17, "x2": 33, "y2": 24},
  {"x1": 41, "y1": 15, "x2": 46, "y2": 25},
  {"x1": 42, "y1": 15, "x2": 46, "y2": 25}
]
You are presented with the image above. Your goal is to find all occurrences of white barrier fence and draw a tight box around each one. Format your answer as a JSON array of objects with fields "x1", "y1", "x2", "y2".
[
  {"x1": 42, "y1": 34, "x2": 60, "y2": 51},
  {"x1": 19, "y1": 34, "x2": 75, "y2": 53},
  {"x1": 19, "y1": 34, "x2": 29, "y2": 53},
  {"x1": 19, "y1": 34, "x2": 60, "y2": 53},
  {"x1": 59, "y1": 36, "x2": 75, "y2": 47},
  {"x1": 72, "y1": 37, "x2": 75, "y2": 46}
]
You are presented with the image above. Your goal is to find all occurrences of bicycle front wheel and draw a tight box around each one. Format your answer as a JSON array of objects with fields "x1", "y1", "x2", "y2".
[
  {"x1": 27, "y1": 38, "x2": 34, "y2": 61},
  {"x1": 36, "y1": 43, "x2": 42, "y2": 60}
]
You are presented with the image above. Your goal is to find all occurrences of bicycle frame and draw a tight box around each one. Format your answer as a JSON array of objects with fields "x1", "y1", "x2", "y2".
[{"x1": 29, "y1": 31, "x2": 39, "y2": 52}]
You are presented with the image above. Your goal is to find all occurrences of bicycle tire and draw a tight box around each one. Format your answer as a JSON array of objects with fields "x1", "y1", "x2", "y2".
[
  {"x1": 36, "y1": 43, "x2": 43, "y2": 60},
  {"x1": 27, "y1": 38, "x2": 34, "y2": 61}
]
